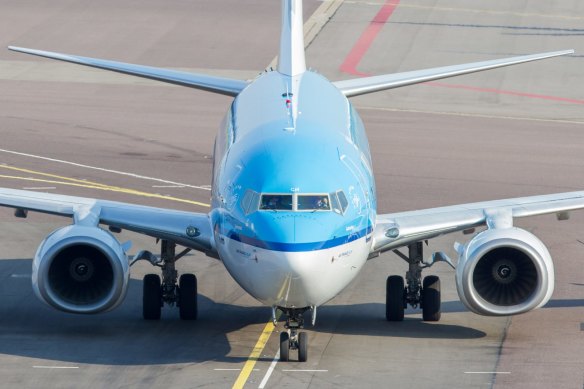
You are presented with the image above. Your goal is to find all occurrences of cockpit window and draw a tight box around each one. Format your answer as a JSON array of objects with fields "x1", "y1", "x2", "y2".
[
  {"x1": 329, "y1": 190, "x2": 349, "y2": 214},
  {"x1": 241, "y1": 190, "x2": 260, "y2": 215},
  {"x1": 260, "y1": 194, "x2": 293, "y2": 210},
  {"x1": 297, "y1": 194, "x2": 330, "y2": 211},
  {"x1": 336, "y1": 190, "x2": 349, "y2": 213},
  {"x1": 252, "y1": 191, "x2": 346, "y2": 214}
]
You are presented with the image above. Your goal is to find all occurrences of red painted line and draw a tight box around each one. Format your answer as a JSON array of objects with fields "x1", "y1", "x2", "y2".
[
  {"x1": 339, "y1": 0, "x2": 400, "y2": 76},
  {"x1": 338, "y1": 1, "x2": 583, "y2": 105},
  {"x1": 426, "y1": 82, "x2": 584, "y2": 105}
]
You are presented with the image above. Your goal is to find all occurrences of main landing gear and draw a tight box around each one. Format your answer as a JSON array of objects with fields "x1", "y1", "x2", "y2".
[
  {"x1": 134, "y1": 240, "x2": 198, "y2": 320},
  {"x1": 386, "y1": 242, "x2": 444, "y2": 322},
  {"x1": 279, "y1": 308, "x2": 309, "y2": 362}
]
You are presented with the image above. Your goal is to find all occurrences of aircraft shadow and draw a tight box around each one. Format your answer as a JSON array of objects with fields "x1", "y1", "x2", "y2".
[
  {"x1": 0, "y1": 258, "x2": 268, "y2": 366},
  {"x1": 311, "y1": 302, "x2": 486, "y2": 340},
  {"x1": 3, "y1": 259, "x2": 579, "y2": 365}
]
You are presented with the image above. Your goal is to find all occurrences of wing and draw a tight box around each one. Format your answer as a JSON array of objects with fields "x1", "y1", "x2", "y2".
[
  {"x1": 334, "y1": 50, "x2": 574, "y2": 98},
  {"x1": 0, "y1": 188, "x2": 214, "y2": 254},
  {"x1": 8, "y1": 46, "x2": 248, "y2": 97},
  {"x1": 372, "y1": 191, "x2": 584, "y2": 254}
]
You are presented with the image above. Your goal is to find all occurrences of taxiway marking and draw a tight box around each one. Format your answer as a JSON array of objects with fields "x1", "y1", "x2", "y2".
[
  {"x1": 340, "y1": 0, "x2": 400, "y2": 76},
  {"x1": 281, "y1": 369, "x2": 328, "y2": 372},
  {"x1": 357, "y1": 105, "x2": 584, "y2": 126},
  {"x1": 232, "y1": 321, "x2": 279, "y2": 389},
  {"x1": 0, "y1": 165, "x2": 210, "y2": 208},
  {"x1": 340, "y1": 1, "x2": 584, "y2": 21},
  {"x1": 339, "y1": 0, "x2": 582, "y2": 105},
  {"x1": 258, "y1": 351, "x2": 280, "y2": 389},
  {"x1": 0, "y1": 148, "x2": 210, "y2": 191},
  {"x1": 33, "y1": 366, "x2": 79, "y2": 369}
]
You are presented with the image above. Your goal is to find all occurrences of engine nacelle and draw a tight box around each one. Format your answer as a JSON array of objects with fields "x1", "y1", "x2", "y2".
[
  {"x1": 456, "y1": 227, "x2": 554, "y2": 316},
  {"x1": 32, "y1": 225, "x2": 130, "y2": 314}
]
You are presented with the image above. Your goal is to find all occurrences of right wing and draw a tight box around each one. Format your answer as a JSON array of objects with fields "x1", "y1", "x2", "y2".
[
  {"x1": 334, "y1": 50, "x2": 574, "y2": 97},
  {"x1": 371, "y1": 191, "x2": 584, "y2": 255},
  {"x1": 8, "y1": 46, "x2": 249, "y2": 97},
  {"x1": 0, "y1": 188, "x2": 215, "y2": 254}
]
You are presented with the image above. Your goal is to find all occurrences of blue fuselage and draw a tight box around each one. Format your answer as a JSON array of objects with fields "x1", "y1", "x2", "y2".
[{"x1": 210, "y1": 70, "x2": 376, "y2": 308}]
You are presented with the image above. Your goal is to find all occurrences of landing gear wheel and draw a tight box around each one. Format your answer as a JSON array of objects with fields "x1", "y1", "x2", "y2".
[
  {"x1": 143, "y1": 274, "x2": 162, "y2": 320},
  {"x1": 422, "y1": 275, "x2": 441, "y2": 322},
  {"x1": 386, "y1": 275, "x2": 405, "y2": 321},
  {"x1": 179, "y1": 273, "x2": 198, "y2": 320},
  {"x1": 280, "y1": 332, "x2": 290, "y2": 362},
  {"x1": 298, "y1": 332, "x2": 308, "y2": 362}
]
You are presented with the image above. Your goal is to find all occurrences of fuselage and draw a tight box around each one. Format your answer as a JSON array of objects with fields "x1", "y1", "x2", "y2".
[{"x1": 210, "y1": 70, "x2": 377, "y2": 309}]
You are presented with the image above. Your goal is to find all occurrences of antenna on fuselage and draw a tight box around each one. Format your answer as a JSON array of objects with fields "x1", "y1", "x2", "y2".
[{"x1": 278, "y1": 0, "x2": 306, "y2": 76}]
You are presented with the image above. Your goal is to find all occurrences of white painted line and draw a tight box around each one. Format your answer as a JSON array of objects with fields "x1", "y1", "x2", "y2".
[
  {"x1": 22, "y1": 187, "x2": 56, "y2": 190},
  {"x1": 464, "y1": 372, "x2": 511, "y2": 374},
  {"x1": 258, "y1": 351, "x2": 280, "y2": 389},
  {"x1": 152, "y1": 185, "x2": 186, "y2": 188},
  {"x1": 281, "y1": 369, "x2": 328, "y2": 372},
  {"x1": 0, "y1": 148, "x2": 211, "y2": 191},
  {"x1": 10, "y1": 274, "x2": 31, "y2": 278},
  {"x1": 33, "y1": 366, "x2": 79, "y2": 369}
]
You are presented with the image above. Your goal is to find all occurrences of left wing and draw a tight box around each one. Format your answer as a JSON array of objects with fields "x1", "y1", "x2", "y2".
[
  {"x1": 372, "y1": 191, "x2": 584, "y2": 254},
  {"x1": 0, "y1": 188, "x2": 214, "y2": 254}
]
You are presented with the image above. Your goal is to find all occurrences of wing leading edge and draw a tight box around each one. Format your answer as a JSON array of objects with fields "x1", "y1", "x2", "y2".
[
  {"x1": 8, "y1": 46, "x2": 249, "y2": 97},
  {"x1": 372, "y1": 191, "x2": 584, "y2": 255},
  {"x1": 0, "y1": 188, "x2": 214, "y2": 254},
  {"x1": 334, "y1": 50, "x2": 574, "y2": 97}
]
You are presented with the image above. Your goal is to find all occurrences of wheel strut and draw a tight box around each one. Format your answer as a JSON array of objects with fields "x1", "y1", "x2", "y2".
[{"x1": 389, "y1": 241, "x2": 442, "y2": 322}]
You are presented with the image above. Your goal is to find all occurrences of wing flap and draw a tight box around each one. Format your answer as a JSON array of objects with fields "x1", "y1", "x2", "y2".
[
  {"x1": 8, "y1": 46, "x2": 249, "y2": 97},
  {"x1": 334, "y1": 50, "x2": 574, "y2": 97}
]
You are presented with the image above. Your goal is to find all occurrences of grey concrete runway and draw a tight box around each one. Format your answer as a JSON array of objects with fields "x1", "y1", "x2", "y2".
[{"x1": 0, "y1": 1, "x2": 582, "y2": 388}]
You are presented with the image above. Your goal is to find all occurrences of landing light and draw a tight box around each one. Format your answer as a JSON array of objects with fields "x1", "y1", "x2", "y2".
[
  {"x1": 186, "y1": 226, "x2": 200, "y2": 238},
  {"x1": 385, "y1": 227, "x2": 400, "y2": 239}
]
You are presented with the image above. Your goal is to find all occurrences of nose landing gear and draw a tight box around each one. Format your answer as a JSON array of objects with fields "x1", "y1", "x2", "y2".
[{"x1": 279, "y1": 307, "x2": 309, "y2": 362}]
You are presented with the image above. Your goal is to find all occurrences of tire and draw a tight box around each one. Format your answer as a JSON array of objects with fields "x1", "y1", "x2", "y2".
[
  {"x1": 179, "y1": 274, "x2": 198, "y2": 320},
  {"x1": 298, "y1": 332, "x2": 308, "y2": 362},
  {"x1": 422, "y1": 275, "x2": 441, "y2": 322},
  {"x1": 143, "y1": 274, "x2": 162, "y2": 320},
  {"x1": 280, "y1": 332, "x2": 290, "y2": 362},
  {"x1": 386, "y1": 275, "x2": 405, "y2": 321}
]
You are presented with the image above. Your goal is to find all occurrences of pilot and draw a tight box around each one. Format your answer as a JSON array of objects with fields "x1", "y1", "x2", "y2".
[
  {"x1": 268, "y1": 196, "x2": 279, "y2": 209},
  {"x1": 316, "y1": 197, "x2": 329, "y2": 210}
]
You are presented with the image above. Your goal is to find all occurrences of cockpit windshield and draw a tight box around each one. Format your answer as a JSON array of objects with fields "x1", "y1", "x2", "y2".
[
  {"x1": 260, "y1": 194, "x2": 293, "y2": 210},
  {"x1": 248, "y1": 191, "x2": 347, "y2": 214},
  {"x1": 297, "y1": 195, "x2": 330, "y2": 211}
]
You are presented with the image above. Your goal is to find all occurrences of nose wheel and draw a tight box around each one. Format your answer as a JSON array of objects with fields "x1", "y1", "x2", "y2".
[{"x1": 279, "y1": 308, "x2": 309, "y2": 362}]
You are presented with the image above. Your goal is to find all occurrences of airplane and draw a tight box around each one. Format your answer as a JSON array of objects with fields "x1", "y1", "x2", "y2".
[{"x1": 1, "y1": 0, "x2": 580, "y2": 363}]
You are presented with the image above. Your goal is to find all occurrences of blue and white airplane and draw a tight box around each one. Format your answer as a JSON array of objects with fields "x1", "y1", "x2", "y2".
[{"x1": 1, "y1": 0, "x2": 580, "y2": 362}]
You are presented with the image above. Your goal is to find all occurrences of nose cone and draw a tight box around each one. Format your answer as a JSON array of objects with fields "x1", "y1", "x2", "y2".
[{"x1": 230, "y1": 211, "x2": 369, "y2": 308}]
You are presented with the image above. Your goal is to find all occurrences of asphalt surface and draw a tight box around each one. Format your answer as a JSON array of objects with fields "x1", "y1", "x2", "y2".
[{"x1": 0, "y1": 1, "x2": 582, "y2": 388}]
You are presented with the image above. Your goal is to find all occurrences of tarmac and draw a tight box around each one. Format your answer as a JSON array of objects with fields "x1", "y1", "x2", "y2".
[{"x1": 0, "y1": 1, "x2": 582, "y2": 388}]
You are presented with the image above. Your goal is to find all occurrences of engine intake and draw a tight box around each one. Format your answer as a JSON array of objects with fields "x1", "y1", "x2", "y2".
[
  {"x1": 33, "y1": 225, "x2": 130, "y2": 314},
  {"x1": 456, "y1": 227, "x2": 554, "y2": 316}
]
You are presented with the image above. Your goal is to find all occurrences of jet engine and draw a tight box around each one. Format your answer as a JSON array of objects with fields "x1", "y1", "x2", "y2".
[
  {"x1": 455, "y1": 227, "x2": 554, "y2": 316},
  {"x1": 32, "y1": 225, "x2": 130, "y2": 314}
]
